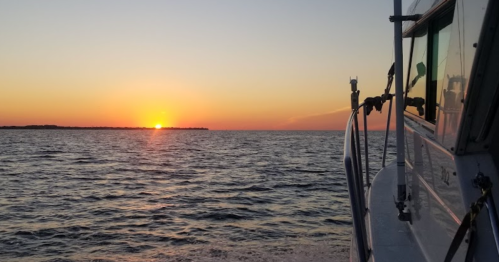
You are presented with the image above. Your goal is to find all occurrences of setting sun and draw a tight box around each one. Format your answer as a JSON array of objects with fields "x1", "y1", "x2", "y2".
[{"x1": 155, "y1": 124, "x2": 162, "y2": 129}]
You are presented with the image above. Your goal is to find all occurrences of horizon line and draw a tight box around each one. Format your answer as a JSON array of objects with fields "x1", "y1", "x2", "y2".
[
  {"x1": 0, "y1": 125, "x2": 393, "y2": 132},
  {"x1": 0, "y1": 125, "x2": 209, "y2": 130}
]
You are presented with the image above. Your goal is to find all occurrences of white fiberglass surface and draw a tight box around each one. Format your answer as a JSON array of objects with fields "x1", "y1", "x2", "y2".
[{"x1": 405, "y1": 126, "x2": 467, "y2": 261}]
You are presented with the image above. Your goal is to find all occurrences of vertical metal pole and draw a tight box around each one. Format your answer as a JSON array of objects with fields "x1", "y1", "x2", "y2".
[
  {"x1": 345, "y1": 154, "x2": 369, "y2": 262},
  {"x1": 351, "y1": 128, "x2": 360, "y2": 187},
  {"x1": 363, "y1": 108, "x2": 370, "y2": 187},
  {"x1": 350, "y1": 127, "x2": 369, "y2": 261},
  {"x1": 347, "y1": 79, "x2": 369, "y2": 261},
  {"x1": 393, "y1": 0, "x2": 407, "y2": 202},
  {"x1": 352, "y1": 126, "x2": 366, "y2": 214},
  {"x1": 350, "y1": 78, "x2": 366, "y2": 210},
  {"x1": 354, "y1": 114, "x2": 364, "y2": 190},
  {"x1": 382, "y1": 98, "x2": 393, "y2": 168},
  {"x1": 351, "y1": 79, "x2": 364, "y2": 191}
]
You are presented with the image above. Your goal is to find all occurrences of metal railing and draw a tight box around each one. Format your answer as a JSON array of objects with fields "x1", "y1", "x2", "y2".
[
  {"x1": 343, "y1": 88, "x2": 394, "y2": 262},
  {"x1": 343, "y1": 103, "x2": 370, "y2": 262}
]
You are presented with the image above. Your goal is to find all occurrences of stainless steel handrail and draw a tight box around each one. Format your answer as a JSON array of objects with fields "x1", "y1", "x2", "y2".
[
  {"x1": 343, "y1": 102, "x2": 369, "y2": 262},
  {"x1": 343, "y1": 80, "x2": 395, "y2": 261},
  {"x1": 363, "y1": 109, "x2": 370, "y2": 187}
]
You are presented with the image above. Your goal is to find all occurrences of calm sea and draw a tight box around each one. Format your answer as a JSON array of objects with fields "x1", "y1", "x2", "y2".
[{"x1": 0, "y1": 130, "x2": 395, "y2": 262}]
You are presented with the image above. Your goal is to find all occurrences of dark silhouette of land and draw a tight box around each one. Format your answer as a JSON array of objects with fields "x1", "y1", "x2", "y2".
[{"x1": 0, "y1": 125, "x2": 208, "y2": 130}]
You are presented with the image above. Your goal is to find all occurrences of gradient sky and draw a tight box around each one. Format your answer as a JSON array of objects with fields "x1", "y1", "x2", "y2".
[{"x1": 0, "y1": 0, "x2": 413, "y2": 130}]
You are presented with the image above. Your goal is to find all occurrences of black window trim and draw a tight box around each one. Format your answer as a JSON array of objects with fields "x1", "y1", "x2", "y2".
[{"x1": 404, "y1": 5, "x2": 455, "y2": 125}]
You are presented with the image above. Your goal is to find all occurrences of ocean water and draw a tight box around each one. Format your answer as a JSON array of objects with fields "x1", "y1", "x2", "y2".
[{"x1": 0, "y1": 130, "x2": 394, "y2": 262}]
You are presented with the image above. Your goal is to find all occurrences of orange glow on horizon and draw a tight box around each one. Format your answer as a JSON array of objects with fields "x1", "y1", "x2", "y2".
[
  {"x1": 0, "y1": 1, "x2": 405, "y2": 131},
  {"x1": 155, "y1": 124, "x2": 162, "y2": 129}
]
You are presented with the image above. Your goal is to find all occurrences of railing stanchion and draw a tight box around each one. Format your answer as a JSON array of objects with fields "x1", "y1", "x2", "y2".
[
  {"x1": 351, "y1": 127, "x2": 360, "y2": 187},
  {"x1": 353, "y1": 111, "x2": 365, "y2": 203},
  {"x1": 363, "y1": 107, "x2": 370, "y2": 187},
  {"x1": 344, "y1": 155, "x2": 369, "y2": 262},
  {"x1": 393, "y1": 0, "x2": 407, "y2": 204},
  {"x1": 345, "y1": 78, "x2": 370, "y2": 261},
  {"x1": 351, "y1": 125, "x2": 366, "y2": 214},
  {"x1": 382, "y1": 98, "x2": 393, "y2": 167},
  {"x1": 346, "y1": 112, "x2": 369, "y2": 262}
]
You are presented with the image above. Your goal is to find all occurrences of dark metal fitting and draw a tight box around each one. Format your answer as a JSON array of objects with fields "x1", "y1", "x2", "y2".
[
  {"x1": 364, "y1": 96, "x2": 384, "y2": 116},
  {"x1": 382, "y1": 93, "x2": 393, "y2": 101},
  {"x1": 395, "y1": 200, "x2": 412, "y2": 223},
  {"x1": 389, "y1": 14, "x2": 421, "y2": 22},
  {"x1": 473, "y1": 172, "x2": 492, "y2": 190}
]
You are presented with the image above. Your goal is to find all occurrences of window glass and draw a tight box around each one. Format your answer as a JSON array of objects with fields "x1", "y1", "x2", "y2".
[
  {"x1": 406, "y1": 28, "x2": 428, "y2": 118},
  {"x1": 432, "y1": 14, "x2": 453, "y2": 122}
]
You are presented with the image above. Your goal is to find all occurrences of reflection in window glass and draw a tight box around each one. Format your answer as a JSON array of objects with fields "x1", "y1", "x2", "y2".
[
  {"x1": 406, "y1": 28, "x2": 428, "y2": 118},
  {"x1": 432, "y1": 14, "x2": 453, "y2": 123}
]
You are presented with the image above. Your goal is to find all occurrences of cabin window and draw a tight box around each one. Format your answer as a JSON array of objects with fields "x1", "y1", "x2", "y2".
[
  {"x1": 430, "y1": 12, "x2": 453, "y2": 123},
  {"x1": 406, "y1": 28, "x2": 428, "y2": 119},
  {"x1": 405, "y1": 10, "x2": 454, "y2": 124}
]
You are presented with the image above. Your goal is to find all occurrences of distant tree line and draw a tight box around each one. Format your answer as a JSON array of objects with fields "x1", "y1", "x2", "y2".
[{"x1": 0, "y1": 125, "x2": 209, "y2": 130}]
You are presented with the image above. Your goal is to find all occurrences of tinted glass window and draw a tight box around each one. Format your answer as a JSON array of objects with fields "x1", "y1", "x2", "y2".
[
  {"x1": 431, "y1": 13, "x2": 453, "y2": 123},
  {"x1": 405, "y1": 10, "x2": 454, "y2": 124},
  {"x1": 406, "y1": 28, "x2": 428, "y2": 118}
]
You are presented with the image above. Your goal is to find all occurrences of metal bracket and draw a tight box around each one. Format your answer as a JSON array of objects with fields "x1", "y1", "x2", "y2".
[
  {"x1": 473, "y1": 172, "x2": 491, "y2": 189},
  {"x1": 350, "y1": 78, "x2": 360, "y2": 112},
  {"x1": 397, "y1": 202, "x2": 412, "y2": 224},
  {"x1": 364, "y1": 96, "x2": 384, "y2": 115},
  {"x1": 394, "y1": 196, "x2": 412, "y2": 224},
  {"x1": 389, "y1": 14, "x2": 421, "y2": 22}
]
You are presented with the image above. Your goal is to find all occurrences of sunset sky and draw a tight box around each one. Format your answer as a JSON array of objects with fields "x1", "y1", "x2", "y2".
[{"x1": 0, "y1": 0, "x2": 412, "y2": 130}]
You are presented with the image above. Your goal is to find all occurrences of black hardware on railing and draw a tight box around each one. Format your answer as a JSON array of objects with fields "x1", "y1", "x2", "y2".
[
  {"x1": 344, "y1": 102, "x2": 370, "y2": 262},
  {"x1": 473, "y1": 173, "x2": 499, "y2": 255},
  {"x1": 343, "y1": 76, "x2": 396, "y2": 262}
]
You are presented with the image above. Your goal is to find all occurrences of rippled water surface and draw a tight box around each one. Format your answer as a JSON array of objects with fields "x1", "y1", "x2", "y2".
[{"x1": 0, "y1": 130, "x2": 394, "y2": 261}]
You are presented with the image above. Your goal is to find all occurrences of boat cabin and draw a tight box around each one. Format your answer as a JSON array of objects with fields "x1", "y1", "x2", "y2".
[{"x1": 344, "y1": 0, "x2": 499, "y2": 261}]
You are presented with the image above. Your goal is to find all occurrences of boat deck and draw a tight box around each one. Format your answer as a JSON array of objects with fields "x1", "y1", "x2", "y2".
[{"x1": 367, "y1": 162, "x2": 426, "y2": 261}]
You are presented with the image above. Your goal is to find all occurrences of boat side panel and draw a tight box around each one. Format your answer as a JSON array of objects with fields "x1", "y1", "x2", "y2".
[
  {"x1": 400, "y1": 1, "x2": 496, "y2": 261},
  {"x1": 405, "y1": 126, "x2": 467, "y2": 261},
  {"x1": 454, "y1": 154, "x2": 499, "y2": 262}
]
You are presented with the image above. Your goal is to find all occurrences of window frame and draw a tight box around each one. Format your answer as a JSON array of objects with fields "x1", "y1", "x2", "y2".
[{"x1": 404, "y1": 7, "x2": 455, "y2": 125}]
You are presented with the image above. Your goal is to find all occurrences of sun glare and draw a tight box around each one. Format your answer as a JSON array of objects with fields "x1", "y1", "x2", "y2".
[{"x1": 155, "y1": 124, "x2": 162, "y2": 129}]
